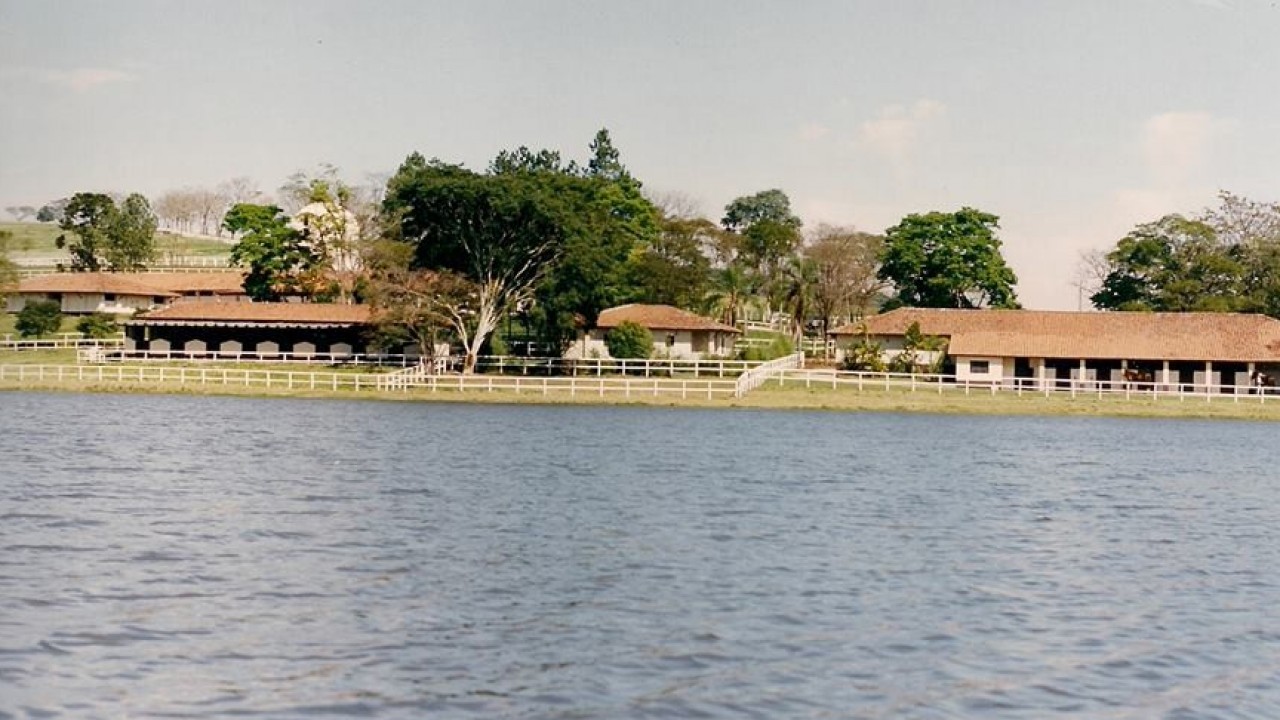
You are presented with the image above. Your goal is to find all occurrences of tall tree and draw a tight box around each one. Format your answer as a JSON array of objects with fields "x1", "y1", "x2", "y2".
[
  {"x1": 105, "y1": 193, "x2": 158, "y2": 270},
  {"x1": 225, "y1": 203, "x2": 321, "y2": 301},
  {"x1": 383, "y1": 154, "x2": 567, "y2": 373},
  {"x1": 627, "y1": 214, "x2": 716, "y2": 309},
  {"x1": 721, "y1": 189, "x2": 803, "y2": 316},
  {"x1": 56, "y1": 193, "x2": 117, "y2": 271},
  {"x1": 879, "y1": 207, "x2": 1019, "y2": 308},
  {"x1": 0, "y1": 229, "x2": 18, "y2": 304},
  {"x1": 805, "y1": 224, "x2": 886, "y2": 339},
  {"x1": 1090, "y1": 210, "x2": 1270, "y2": 314}
]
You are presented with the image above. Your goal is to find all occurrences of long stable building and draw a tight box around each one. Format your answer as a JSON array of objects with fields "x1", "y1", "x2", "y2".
[
  {"x1": 124, "y1": 301, "x2": 375, "y2": 358},
  {"x1": 830, "y1": 308, "x2": 1280, "y2": 391}
]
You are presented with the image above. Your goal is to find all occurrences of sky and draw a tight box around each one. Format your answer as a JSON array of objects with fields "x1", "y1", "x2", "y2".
[{"x1": 2, "y1": 0, "x2": 1279, "y2": 309}]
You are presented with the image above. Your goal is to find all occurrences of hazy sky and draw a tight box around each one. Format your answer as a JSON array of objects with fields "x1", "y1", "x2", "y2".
[{"x1": 3, "y1": 0, "x2": 1279, "y2": 309}]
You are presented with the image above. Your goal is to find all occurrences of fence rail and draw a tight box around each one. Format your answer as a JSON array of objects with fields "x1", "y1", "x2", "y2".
[
  {"x1": 0, "y1": 364, "x2": 739, "y2": 399},
  {"x1": 735, "y1": 353, "x2": 805, "y2": 397},
  {"x1": 770, "y1": 368, "x2": 1277, "y2": 402},
  {"x1": 0, "y1": 334, "x2": 125, "y2": 351}
]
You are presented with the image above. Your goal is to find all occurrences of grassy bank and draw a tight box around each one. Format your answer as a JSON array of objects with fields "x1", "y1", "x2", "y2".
[
  {"x1": 4, "y1": 365, "x2": 1280, "y2": 421},
  {"x1": 1, "y1": 222, "x2": 231, "y2": 258}
]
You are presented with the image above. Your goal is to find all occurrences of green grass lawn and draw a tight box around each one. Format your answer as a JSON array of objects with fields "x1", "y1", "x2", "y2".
[
  {"x1": 1, "y1": 222, "x2": 231, "y2": 258},
  {"x1": 0, "y1": 313, "x2": 83, "y2": 339}
]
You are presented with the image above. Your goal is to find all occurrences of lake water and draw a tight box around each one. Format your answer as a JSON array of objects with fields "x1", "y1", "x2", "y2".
[{"x1": 1, "y1": 392, "x2": 1278, "y2": 718}]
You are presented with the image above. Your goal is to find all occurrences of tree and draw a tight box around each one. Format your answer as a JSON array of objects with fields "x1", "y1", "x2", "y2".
[
  {"x1": 16, "y1": 300, "x2": 62, "y2": 338},
  {"x1": 76, "y1": 313, "x2": 119, "y2": 338},
  {"x1": 54, "y1": 192, "x2": 155, "y2": 271},
  {"x1": 879, "y1": 207, "x2": 1019, "y2": 309},
  {"x1": 36, "y1": 197, "x2": 68, "y2": 223},
  {"x1": 0, "y1": 230, "x2": 17, "y2": 304},
  {"x1": 106, "y1": 193, "x2": 158, "y2": 270},
  {"x1": 56, "y1": 193, "x2": 115, "y2": 271},
  {"x1": 778, "y1": 255, "x2": 817, "y2": 342},
  {"x1": 628, "y1": 214, "x2": 715, "y2": 309},
  {"x1": 1089, "y1": 207, "x2": 1273, "y2": 315},
  {"x1": 383, "y1": 154, "x2": 567, "y2": 373},
  {"x1": 604, "y1": 321, "x2": 652, "y2": 359},
  {"x1": 805, "y1": 225, "x2": 886, "y2": 341},
  {"x1": 6, "y1": 206, "x2": 37, "y2": 222},
  {"x1": 366, "y1": 239, "x2": 471, "y2": 360},
  {"x1": 225, "y1": 203, "x2": 322, "y2": 301},
  {"x1": 721, "y1": 189, "x2": 803, "y2": 317}
]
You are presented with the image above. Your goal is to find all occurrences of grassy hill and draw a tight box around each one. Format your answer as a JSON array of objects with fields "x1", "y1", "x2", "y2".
[{"x1": 0, "y1": 222, "x2": 232, "y2": 258}]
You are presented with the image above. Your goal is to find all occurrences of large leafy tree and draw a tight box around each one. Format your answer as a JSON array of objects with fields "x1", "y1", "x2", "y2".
[
  {"x1": 108, "y1": 194, "x2": 159, "y2": 270},
  {"x1": 225, "y1": 203, "x2": 322, "y2": 301},
  {"x1": 720, "y1": 189, "x2": 803, "y2": 313},
  {"x1": 627, "y1": 214, "x2": 715, "y2": 309},
  {"x1": 531, "y1": 130, "x2": 660, "y2": 345},
  {"x1": 383, "y1": 153, "x2": 567, "y2": 372},
  {"x1": 1090, "y1": 197, "x2": 1280, "y2": 316},
  {"x1": 55, "y1": 192, "x2": 156, "y2": 272},
  {"x1": 879, "y1": 207, "x2": 1019, "y2": 309}
]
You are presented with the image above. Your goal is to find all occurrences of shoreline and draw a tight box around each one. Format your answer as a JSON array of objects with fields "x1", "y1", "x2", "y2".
[{"x1": 6, "y1": 376, "x2": 1280, "y2": 422}]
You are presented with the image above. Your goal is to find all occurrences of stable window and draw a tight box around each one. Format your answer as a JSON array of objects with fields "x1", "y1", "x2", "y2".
[
  {"x1": 666, "y1": 333, "x2": 676, "y2": 347},
  {"x1": 103, "y1": 293, "x2": 116, "y2": 302},
  {"x1": 970, "y1": 360, "x2": 990, "y2": 374}
]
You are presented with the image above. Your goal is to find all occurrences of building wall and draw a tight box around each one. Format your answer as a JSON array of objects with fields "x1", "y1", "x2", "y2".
[
  {"x1": 568, "y1": 329, "x2": 732, "y2": 360},
  {"x1": 7, "y1": 292, "x2": 157, "y2": 315},
  {"x1": 955, "y1": 356, "x2": 1007, "y2": 384}
]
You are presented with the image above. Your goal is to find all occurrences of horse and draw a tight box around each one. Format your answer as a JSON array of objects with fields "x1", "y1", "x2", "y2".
[
  {"x1": 1122, "y1": 368, "x2": 1154, "y2": 389},
  {"x1": 1251, "y1": 371, "x2": 1276, "y2": 394}
]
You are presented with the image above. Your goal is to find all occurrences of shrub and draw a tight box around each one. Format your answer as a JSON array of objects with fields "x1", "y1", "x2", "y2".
[
  {"x1": 604, "y1": 321, "x2": 652, "y2": 359},
  {"x1": 841, "y1": 338, "x2": 886, "y2": 372},
  {"x1": 76, "y1": 313, "x2": 119, "y2": 339},
  {"x1": 737, "y1": 334, "x2": 794, "y2": 362},
  {"x1": 15, "y1": 300, "x2": 63, "y2": 338}
]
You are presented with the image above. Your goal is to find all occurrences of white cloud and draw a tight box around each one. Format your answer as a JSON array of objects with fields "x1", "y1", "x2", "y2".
[
  {"x1": 1139, "y1": 111, "x2": 1231, "y2": 185},
  {"x1": 855, "y1": 99, "x2": 946, "y2": 175}
]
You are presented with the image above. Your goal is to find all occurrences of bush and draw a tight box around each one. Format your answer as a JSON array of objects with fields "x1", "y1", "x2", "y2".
[
  {"x1": 604, "y1": 321, "x2": 652, "y2": 359},
  {"x1": 15, "y1": 300, "x2": 63, "y2": 338},
  {"x1": 841, "y1": 338, "x2": 886, "y2": 372},
  {"x1": 738, "y1": 334, "x2": 794, "y2": 362},
  {"x1": 76, "y1": 313, "x2": 119, "y2": 339}
]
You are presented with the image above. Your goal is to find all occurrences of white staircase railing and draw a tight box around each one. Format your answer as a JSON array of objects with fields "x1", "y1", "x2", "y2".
[{"x1": 734, "y1": 352, "x2": 805, "y2": 397}]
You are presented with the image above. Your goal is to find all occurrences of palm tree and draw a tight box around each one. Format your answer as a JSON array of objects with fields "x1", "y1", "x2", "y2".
[
  {"x1": 703, "y1": 263, "x2": 751, "y2": 327},
  {"x1": 779, "y1": 256, "x2": 818, "y2": 344}
]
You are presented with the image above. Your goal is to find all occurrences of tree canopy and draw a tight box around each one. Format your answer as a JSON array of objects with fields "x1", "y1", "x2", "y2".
[
  {"x1": 55, "y1": 192, "x2": 157, "y2": 271},
  {"x1": 879, "y1": 207, "x2": 1019, "y2": 309},
  {"x1": 225, "y1": 203, "x2": 322, "y2": 301},
  {"x1": 1088, "y1": 193, "x2": 1280, "y2": 317}
]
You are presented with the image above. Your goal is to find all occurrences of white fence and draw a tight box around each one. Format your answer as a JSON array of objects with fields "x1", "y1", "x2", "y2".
[
  {"x1": 0, "y1": 364, "x2": 738, "y2": 400},
  {"x1": 770, "y1": 368, "x2": 1277, "y2": 402},
  {"x1": 0, "y1": 333, "x2": 125, "y2": 351},
  {"x1": 735, "y1": 353, "x2": 805, "y2": 397}
]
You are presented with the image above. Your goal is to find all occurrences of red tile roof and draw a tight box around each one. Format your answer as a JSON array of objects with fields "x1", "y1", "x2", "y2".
[
  {"x1": 831, "y1": 308, "x2": 1280, "y2": 362},
  {"x1": 136, "y1": 272, "x2": 247, "y2": 294},
  {"x1": 131, "y1": 301, "x2": 371, "y2": 326},
  {"x1": 596, "y1": 304, "x2": 740, "y2": 333},
  {"x1": 18, "y1": 273, "x2": 179, "y2": 297}
]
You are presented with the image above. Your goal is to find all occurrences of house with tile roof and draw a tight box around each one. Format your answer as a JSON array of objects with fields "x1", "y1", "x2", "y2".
[
  {"x1": 830, "y1": 308, "x2": 1280, "y2": 391},
  {"x1": 567, "y1": 304, "x2": 741, "y2": 360},
  {"x1": 7, "y1": 272, "x2": 249, "y2": 315},
  {"x1": 124, "y1": 301, "x2": 376, "y2": 358}
]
